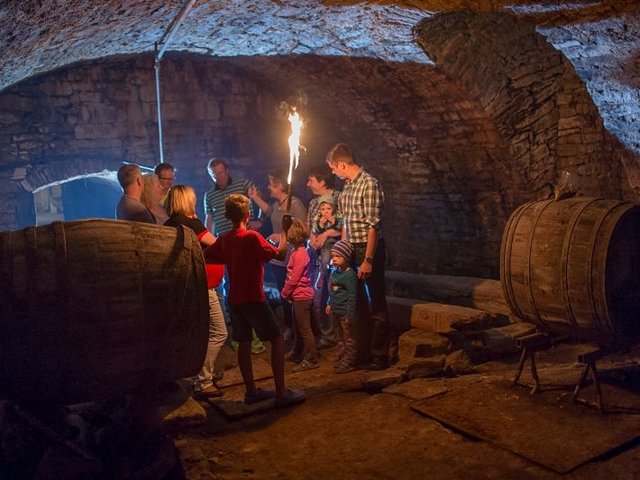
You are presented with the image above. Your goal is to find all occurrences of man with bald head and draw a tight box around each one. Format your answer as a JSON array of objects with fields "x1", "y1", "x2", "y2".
[{"x1": 115, "y1": 164, "x2": 155, "y2": 224}]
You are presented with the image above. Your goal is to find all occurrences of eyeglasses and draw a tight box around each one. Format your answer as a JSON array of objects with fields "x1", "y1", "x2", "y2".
[{"x1": 158, "y1": 176, "x2": 174, "y2": 181}]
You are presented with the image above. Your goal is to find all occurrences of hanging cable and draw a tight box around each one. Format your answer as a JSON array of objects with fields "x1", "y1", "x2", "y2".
[
  {"x1": 154, "y1": 47, "x2": 164, "y2": 164},
  {"x1": 154, "y1": 0, "x2": 198, "y2": 163}
]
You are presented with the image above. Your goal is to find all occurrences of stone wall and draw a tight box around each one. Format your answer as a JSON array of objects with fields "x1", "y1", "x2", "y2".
[
  {"x1": 415, "y1": 12, "x2": 634, "y2": 201},
  {"x1": 0, "y1": 54, "x2": 290, "y2": 231},
  {"x1": 0, "y1": 53, "x2": 513, "y2": 277},
  {"x1": 1, "y1": 10, "x2": 638, "y2": 278}
]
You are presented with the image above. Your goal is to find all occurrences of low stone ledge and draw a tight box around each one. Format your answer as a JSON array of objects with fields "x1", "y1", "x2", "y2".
[
  {"x1": 386, "y1": 271, "x2": 513, "y2": 318},
  {"x1": 411, "y1": 302, "x2": 511, "y2": 333}
]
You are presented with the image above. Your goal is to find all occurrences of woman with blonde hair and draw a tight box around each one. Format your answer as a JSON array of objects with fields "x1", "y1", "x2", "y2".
[
  {"x1": 165, "y1": 185, "x2": 227, "y2": 398},
  {"x1": 140, "y1": 173, "x2": 169, "y2": 224}
]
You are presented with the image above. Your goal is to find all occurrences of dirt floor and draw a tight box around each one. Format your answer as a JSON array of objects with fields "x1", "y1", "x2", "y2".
[{"x1": 168, "y1": 342, "x2": 640, "y2": 480}]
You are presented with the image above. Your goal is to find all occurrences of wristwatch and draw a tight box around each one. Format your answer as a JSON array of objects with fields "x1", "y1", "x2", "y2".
[{"x1": 364, "y1": 256, "x2": 373, "y2": 265}]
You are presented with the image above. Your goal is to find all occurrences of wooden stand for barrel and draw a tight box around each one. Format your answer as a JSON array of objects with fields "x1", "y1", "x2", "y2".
[
  {"x1": 500, "y1": 197, "x2": 640, "y2": 347},
  {"x1": 0, "y1": 219, "x2": 209, "y2": 404}
]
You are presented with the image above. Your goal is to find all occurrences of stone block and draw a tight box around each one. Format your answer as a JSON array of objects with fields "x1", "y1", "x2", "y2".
[
  {"x1": 558, "y1": 116, "x2": 586, "y2": 130},
  {"x1": 0, "y1": 197, "x2": 17, "y2": 213},
  {"x1": 137, "y1": 78, "x2": 157, "y2": 103},
  {"x1": 40, "y1": 82, "x2": 74, "y2": 96},
  {"x1": 1, "y1": 95, "x2": 34, "y2": 112},
  {"x1": 75, "y1": 92, "x2": 102, "y2": 103},
  {"x1": 403, "y1": 355, "x2": 446, "y2": 380},
  {"x1": 163, "y1": 101, "x2": 191, "y2": 121},
  {"x1": 221, "y1": 96, "x2": 248, "y2": 118},
  {"x1": 68, "y1": 138, "x2": 122, "y2": 150},
  {"x1": 383, "y1": 378, "x2": 449, "y2": 400},
  {"x1": 411, "y1": 302, "x2": 510, "y2": 333},
  {"x1": 75, "y1": 124, "x2": 120, "y2": 140},
  {"x1": 0, "y1": 219, "x2": 17, "y2": 231},
  {"x1": 1, "y1": 175, "x2": 19, "y2": 189},
  {"x1": 397, "y1": 329, "x2": 451, "y2": 362},
  {"x1": 0, "y1": 112, "x2": 20, "y2": 124},
  {"x1": 444, "y1": 349, "x2": 475, "y2": 376},
  {"x1": 162, "y1": 395, "x2": 207, "y2": 432}
]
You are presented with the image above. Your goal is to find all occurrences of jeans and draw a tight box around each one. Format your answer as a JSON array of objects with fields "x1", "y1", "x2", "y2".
[
  {"x1": 196, "y1": 288, "x2": 228, "y2": 389},
  {"x1": 311, "y1": 257, "x2": 338, "y2": 343},
  {"x1": 272, "y1": 264, "x2": 293, "y2": 330}
]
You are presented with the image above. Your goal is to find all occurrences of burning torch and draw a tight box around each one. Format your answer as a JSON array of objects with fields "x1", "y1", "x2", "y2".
[{"x1": 283, "y1": 108, "x2": 303, "y2": 227}]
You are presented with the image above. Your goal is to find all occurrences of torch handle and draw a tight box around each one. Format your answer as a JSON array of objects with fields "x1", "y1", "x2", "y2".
[{"x1": 285, "y1": 184, "x2": 292, "y2": 213}]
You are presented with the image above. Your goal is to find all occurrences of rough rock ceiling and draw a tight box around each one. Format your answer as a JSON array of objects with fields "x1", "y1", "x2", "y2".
[{"x1": 0, "y1": 0, "x2": 639, "y2": 152}]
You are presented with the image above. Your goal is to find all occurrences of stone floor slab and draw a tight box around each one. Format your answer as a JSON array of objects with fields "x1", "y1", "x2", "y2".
[{"x1": 411, "y1": 375, "x2": 640, "y2": 473}]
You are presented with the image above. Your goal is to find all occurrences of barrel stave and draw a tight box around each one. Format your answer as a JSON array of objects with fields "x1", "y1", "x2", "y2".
[{"x1": 0, "y1": 219, "x2": 209, "y2": 404}]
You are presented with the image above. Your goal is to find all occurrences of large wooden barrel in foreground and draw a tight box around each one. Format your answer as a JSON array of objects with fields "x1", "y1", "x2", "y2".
[
  {"x1": 0, "y1": 219, "x2": 209, "y2": 404},
  {"x1": 500, "y1": 197, "x2": 640, "y2": 347}
]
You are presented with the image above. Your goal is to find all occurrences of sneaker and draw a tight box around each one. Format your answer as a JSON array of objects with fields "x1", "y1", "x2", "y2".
[
  {"x1": 244, "y1": 388, "x2": 276, "y2": 405},
  {"x1": 194, "y1": 384, "x2": 224, "y2": 399},
  {"x1": 292, "y1": 360, "x2": 319, "y2": 373},
  {"x1": 285, "y1": 350, "x2": 302, "y2": 363},
  {"x1": 252, "y1": 344, "x2": 266, "y2": 355},
  {"x1": 334, "y1": 364, "x2": 355, "y2": 374},
  {"x1": 275, "y1": 389, "x2": 306, "y2": 408},
  {"x1": 317, "y1": 338, "x2": 337, "y2": 350}
]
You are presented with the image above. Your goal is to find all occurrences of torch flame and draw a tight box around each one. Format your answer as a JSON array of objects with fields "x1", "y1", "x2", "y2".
[{"x1": 287, "y1": 109, "x2": 303, "y2": 185}]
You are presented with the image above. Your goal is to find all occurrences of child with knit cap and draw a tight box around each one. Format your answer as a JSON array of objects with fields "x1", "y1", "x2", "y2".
[{"x1": 326, "y1": 239, "x2": 358, "y2": 373}]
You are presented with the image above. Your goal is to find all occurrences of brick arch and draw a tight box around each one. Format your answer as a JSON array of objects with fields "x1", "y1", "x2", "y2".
[
  {"x1": 414, "y1": 11, "x2": 635, "y2": 201},
  {"x1": 1, "y1": 157, "x2": 123, "y2": 230},
  {"x1": 21, "y1": 157, "x2": 123, "y2": 193}
]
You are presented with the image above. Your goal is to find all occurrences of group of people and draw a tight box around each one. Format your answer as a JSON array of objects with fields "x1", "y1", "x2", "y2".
[{"x1": 114, "y1": 142, "x2": 392, "y2": 408}]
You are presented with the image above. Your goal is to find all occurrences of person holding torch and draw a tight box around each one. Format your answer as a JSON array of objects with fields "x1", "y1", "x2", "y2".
[{"x1": 249, "y1": 172, "x2": 307, "y2": 341}]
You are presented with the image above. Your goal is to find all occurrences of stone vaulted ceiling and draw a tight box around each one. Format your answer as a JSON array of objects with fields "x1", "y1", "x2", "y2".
[{"x1": 1, "y1": 0, "x2": 639, "y2": 152}]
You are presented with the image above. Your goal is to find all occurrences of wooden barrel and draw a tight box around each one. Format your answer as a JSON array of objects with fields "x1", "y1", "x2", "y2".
[
  {"x1": 0, "y1": 219, "x2": 209, "y2": 404},
  {"x1": 500, "y1": 197, "x2": 640, "y2": 347}
]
